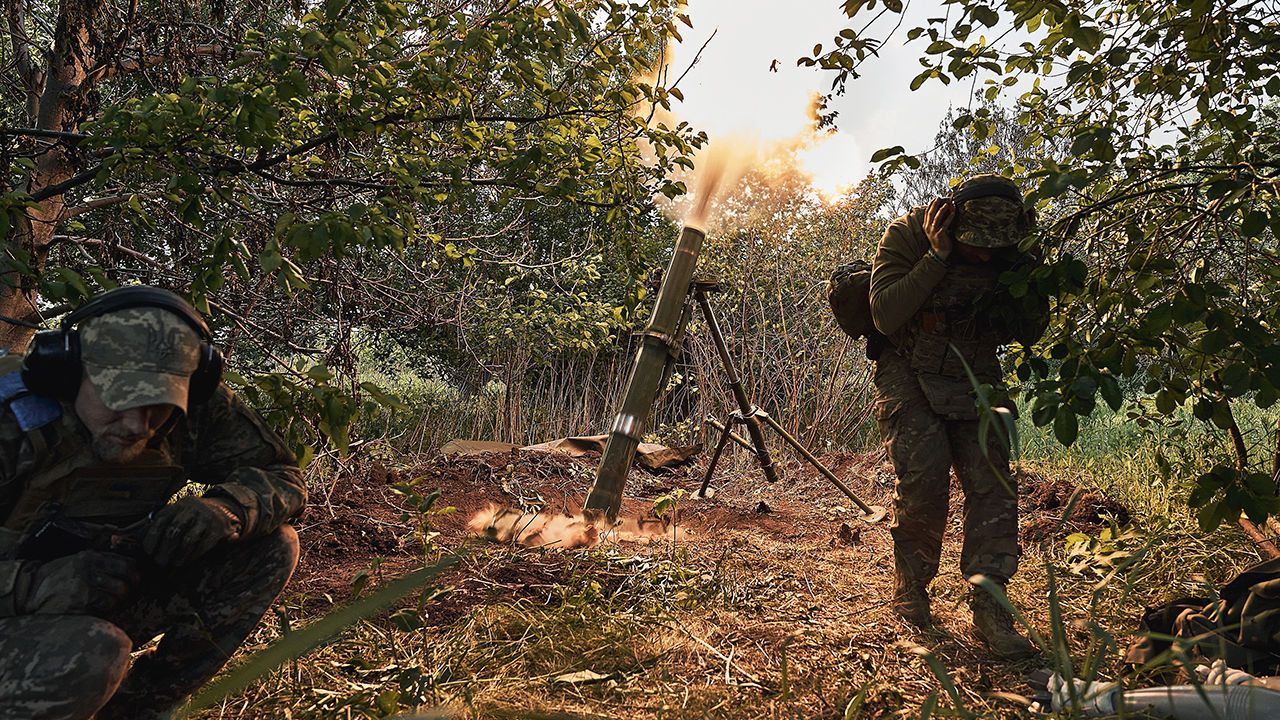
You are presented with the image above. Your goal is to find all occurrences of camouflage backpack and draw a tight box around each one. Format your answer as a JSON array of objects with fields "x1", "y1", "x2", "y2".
[
  {"x1": 827, "y1": 261, "x2": 887, "y2": 360},
  {"x1": 1126, "y1": 557, "x2": 1280, "y2": 674}
]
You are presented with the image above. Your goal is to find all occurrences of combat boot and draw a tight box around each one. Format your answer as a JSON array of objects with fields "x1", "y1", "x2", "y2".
[
  {"x1": 970, "y1": 587, "x2": 1039, "y2": 659},
  {"x1": 892, "y1": 578, "x2": 933, "y2": 627}
]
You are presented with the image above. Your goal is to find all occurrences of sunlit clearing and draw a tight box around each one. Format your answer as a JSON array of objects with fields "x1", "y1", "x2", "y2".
[{"x1": 468, "y1": 503, "x2": 685, "y2": 549}]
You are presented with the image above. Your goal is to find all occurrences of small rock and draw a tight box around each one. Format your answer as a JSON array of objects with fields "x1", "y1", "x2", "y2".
[{"x1": 835, "y1": 522, "x2": 861, "y2": 547}]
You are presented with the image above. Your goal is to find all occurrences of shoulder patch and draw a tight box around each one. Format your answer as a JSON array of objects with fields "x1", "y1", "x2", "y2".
[{"x1": 0, "y1": 370, "x2": 63, "y2": 431}]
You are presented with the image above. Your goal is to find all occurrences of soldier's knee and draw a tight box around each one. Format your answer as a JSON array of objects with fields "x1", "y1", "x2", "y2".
[
  {"x1": 251, "y1": 524, "x2": 300, "y2": 588},
  {"x1": 75, "y1": 620, "x2": 132, "y2": 707},
  {"x1": 269, "y1": 524, "x2": 300, "y2": 570},
  {"x1": 15, "y1": 617, "x2": 132, "y2": 720}
]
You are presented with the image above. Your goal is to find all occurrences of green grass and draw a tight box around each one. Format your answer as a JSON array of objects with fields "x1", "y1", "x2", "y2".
[{"x1": 1019, "y1": 400, "x2": 1279, "y2": 522}]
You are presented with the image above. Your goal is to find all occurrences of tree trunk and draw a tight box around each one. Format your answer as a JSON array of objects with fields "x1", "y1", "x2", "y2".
[{"x1": 1, "y1": 0, "x2": 97, "y2": 351}]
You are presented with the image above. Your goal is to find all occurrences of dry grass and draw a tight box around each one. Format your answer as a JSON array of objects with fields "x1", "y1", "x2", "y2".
[{"x1": 189, "y1": 446, "x2": 1264, "y2": 720}]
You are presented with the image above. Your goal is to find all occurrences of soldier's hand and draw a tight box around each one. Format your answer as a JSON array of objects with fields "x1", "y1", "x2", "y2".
[
  {"x1": 143, "y1": 497, "x2": 243, "y2": 567},
  {"x1": 21, "y1": 550, "x2": 140, "y2": 616},
  {"x1": 924, "y1": 197, "x2": 955, "y2": 259}
]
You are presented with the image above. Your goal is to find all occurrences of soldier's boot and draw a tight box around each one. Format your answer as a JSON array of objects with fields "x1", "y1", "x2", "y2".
[
  {"x1": 970, "y1": 587, "x2": 1038, "y2": 659},
  {"x1": 893, "y1": 577, "x2": 933, "y2": 627}
]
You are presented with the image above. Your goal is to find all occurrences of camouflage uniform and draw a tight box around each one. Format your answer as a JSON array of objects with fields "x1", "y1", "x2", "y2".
[
  {"x1": 869, "y1": 182, "x2": 1045, "y2": 597},
  {"x1": 0, "y1": 305, "x2": 306, "y2": 719}
]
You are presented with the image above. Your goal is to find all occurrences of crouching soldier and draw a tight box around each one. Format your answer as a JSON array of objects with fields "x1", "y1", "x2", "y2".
[
  {"x1": 870, "y1": 174, "x2": 1047, "y2": 659},
  {"x1": 0, "y1": 286, "x2": 306, "y2": 719}
]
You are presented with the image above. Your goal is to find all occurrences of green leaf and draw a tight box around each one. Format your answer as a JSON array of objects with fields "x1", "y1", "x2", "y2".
[
  {"x1": 870, "y1": 146, "x2": 905, "y2": 162},
  {"x1": 1053, "y1": 409, "x2": 1079, "y2": 446},
  {"x1": 1099, "y1": 375, "x2": 1122, "y2": 411},
  {"x1": 1242, "y1": 210, "x2": 1268, "y2": 237},
  {"x1": 1197, "y1": 500, "x2": 1226, "y2": 532}
]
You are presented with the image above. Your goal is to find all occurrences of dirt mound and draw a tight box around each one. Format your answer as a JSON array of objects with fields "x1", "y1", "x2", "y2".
[{"x1": 1018, "y1": 467, "x2": 1130, "y2": 543}]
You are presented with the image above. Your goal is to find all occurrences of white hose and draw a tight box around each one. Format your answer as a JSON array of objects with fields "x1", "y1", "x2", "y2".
[{"x1": 1049, "y1": 669, "x2": 1280, "y2": 719}]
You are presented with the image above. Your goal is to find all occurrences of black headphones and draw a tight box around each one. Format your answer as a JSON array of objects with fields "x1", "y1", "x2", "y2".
[{"x1": 22, "y1": 286, "x2": 224, "y2": 405}]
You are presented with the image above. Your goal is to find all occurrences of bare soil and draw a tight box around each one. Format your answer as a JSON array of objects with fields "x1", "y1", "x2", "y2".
[{"x1": 274, "y1": 445, "x2": 1141, "y2": 718}]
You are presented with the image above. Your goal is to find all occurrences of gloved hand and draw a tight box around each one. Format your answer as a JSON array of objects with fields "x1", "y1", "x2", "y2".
[
  {"x1": 143, "y1": 496, "x2": 243, "y2": 567},
  {"x1": 1047, "y1": 672, "x2": 1118, "y2": 716},
  {"x1": 20, "y1": 550, "x2": 140, "y2": 615},
  {"x1": 1199, "y1": 659, "x2": 1259, "y2": 686}
]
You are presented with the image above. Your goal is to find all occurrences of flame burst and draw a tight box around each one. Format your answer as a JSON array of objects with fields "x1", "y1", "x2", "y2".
[{"x1": 467, "y1": 503, "x2": 684, "y2": 549}]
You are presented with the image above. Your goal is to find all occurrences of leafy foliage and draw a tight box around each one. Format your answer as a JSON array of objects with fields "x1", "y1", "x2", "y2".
[
  {"x1": 2, "y1": 0, "x2": 703, "y2": 454},
  {"x1": 809, "y1": 0, "x2": 1280, "y2": 525}
]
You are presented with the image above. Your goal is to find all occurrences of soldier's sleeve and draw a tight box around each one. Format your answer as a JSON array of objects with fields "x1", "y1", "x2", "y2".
[
  {"x1": 0, "y1": 415, "x2": 30, "y2": 616},
  {"x1": 869, "y1": 207, "x2": 949, "y2": 336},
  {"x1": 186, "y1": 384, "x2": 307, "y2": 539}
]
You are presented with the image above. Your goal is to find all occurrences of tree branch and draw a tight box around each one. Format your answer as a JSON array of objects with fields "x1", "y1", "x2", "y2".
[
  {"x1": 65, "y1": 192, "x2": 139, "y2": 216},
  {"x1": 6, "y1": 0, "x2": 38, "y2": 91},
  {"x1": 29, "y1": 162, "x2": 102, "y2": 202},
  {"x1": 245, "y1": 131, "x2": 338, "y2": 171},
  {"x1": 85, "y1": 44, "x2": 262, "y2": 83},
  {"x1": 0, "y1": 126, "x2": 90, "y2": 142}
]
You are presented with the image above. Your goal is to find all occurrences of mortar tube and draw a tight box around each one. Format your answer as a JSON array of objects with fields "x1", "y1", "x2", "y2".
[{"x1": 584, "y1": 225, "x2": 706, "y2": 519}]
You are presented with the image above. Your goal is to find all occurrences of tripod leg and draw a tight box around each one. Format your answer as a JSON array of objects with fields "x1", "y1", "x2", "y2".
[
  {"x1": 759, "y1": 412, "x2": 878, "y2": 515},
  {"x1": 705, "y1": 416, "x2": 755, "y2": 452},
  {"x1": 698, "y1": 419, "x2": 736, "y2": 497},
  {"x1": 694, "y1": 290, "x2": 781, "y2": 484},
  {"x1": 741, "y1": 417, "x2": 780, "y2": 484}
]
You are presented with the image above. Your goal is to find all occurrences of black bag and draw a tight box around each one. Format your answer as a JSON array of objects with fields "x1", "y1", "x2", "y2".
[
  {"x1": 1125, "y1": 557, "x2": 1280, "y2": 675},
  {"x1": 827, "y1": 261, "x2": 888, "y2": 360}
]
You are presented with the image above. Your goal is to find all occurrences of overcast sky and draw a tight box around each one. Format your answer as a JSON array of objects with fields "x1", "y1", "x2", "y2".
[{"x1": 673, "y1": 0, "x2": 977, "y2": 195}]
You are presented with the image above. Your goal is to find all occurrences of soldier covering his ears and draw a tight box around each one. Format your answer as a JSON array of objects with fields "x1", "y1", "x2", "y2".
[
  {"x1": 0, "y1": 286, "x2": 306, "y2": 719},
  {"x1": 869, "y1": 174, "x2": 1047, "y2": 659}
]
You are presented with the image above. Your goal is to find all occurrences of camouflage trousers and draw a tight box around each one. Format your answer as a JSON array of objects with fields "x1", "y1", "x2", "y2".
[
  {"x1": 874, "y1": 353, "x2": 1019, "y2": 588},
  {"x1": 0, "y1": 525, "x2": 298, "y2": 720}
]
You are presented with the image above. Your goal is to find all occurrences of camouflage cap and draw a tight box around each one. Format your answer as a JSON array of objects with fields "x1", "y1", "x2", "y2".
[
  {"x1": 80, "y1": 307, "x2": 202, "y2": 412},
  {"x1": 952, "y1": 174, "x2": 1030, "y2": 248}
]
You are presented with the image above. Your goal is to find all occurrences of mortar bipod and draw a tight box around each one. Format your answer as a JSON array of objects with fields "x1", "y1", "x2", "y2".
[{"x1": 691, "y1": 280, "x2": 887, "y2": 524}]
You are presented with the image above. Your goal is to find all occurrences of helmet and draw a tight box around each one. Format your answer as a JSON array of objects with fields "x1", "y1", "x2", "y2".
[{"x1": 951, "y1": 174, "x2": 1031, "y2": 248}]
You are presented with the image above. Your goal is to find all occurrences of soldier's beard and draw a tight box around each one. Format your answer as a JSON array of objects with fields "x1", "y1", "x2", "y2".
[{"x1": 91, "y1": 433, "x2": 151, "y2": 463}]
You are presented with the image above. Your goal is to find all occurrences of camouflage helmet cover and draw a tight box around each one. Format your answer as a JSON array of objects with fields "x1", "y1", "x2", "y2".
[
  {"x1": 952, "y1": 173, "x2": 1031, "y2": 248},
  {"x1": 79, "y1": 307, "x2": 202, "y2": 412}
]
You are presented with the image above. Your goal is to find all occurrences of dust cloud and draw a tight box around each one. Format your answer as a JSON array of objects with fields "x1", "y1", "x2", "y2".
[
  {"x1": 660, "y1": 92, "x2": 855, "y2": 231},
  {"x1": 684, "y1": 140, "x2": 755, "y2": 230},
  {"x1": 637, "y1": 31, "x2": 854, "y2": 226},
  {"x1": 467, "y1": 503, "x2": 685, "y2": 549}
]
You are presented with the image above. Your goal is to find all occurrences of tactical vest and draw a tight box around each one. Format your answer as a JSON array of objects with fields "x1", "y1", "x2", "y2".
[
  {"x1": 892, "y1": 261, "x2": 1006, "y2": 418},
  {"x1": 0, "y1": 355, "x2": 186, "y2": 559},
  {"x1": 896, "y1": 261, "x2": 1004, "y2": 375}
]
